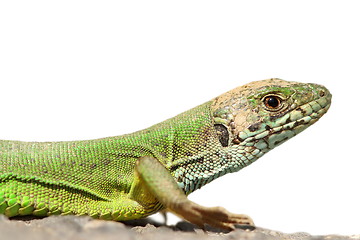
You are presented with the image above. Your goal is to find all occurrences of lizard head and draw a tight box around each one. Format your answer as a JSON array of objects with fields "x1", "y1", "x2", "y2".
[
  {"x1": 211, "y1": 78, "x2": 331, "y2": 153},
  {"x1": 171, "y1": 78, "x2": 331, "y2": 194}
]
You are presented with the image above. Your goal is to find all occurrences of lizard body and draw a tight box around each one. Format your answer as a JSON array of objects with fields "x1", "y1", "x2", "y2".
[{"x1": 0, "y1": 78, "x2": 331, "y2": 229}]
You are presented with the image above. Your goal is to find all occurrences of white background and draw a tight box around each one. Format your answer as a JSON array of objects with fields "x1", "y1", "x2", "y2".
[{"x1": 0, "y1": 0, "x2": 359, "y2": 236}]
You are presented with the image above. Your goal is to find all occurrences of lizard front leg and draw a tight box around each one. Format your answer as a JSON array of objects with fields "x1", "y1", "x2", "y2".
[{"x1": 134, "y1": 156, "x2": 254, "y2": 230}]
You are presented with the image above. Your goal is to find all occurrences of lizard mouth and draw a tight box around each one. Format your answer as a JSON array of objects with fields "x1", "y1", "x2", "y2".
[{"x1": 236, "y1": 89, "x2": 332, "y2": 150}]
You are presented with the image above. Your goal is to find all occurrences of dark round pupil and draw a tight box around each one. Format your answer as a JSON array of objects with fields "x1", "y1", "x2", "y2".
[{"x1": 266, "y1": 97, "x2": 279, "y2": 108}]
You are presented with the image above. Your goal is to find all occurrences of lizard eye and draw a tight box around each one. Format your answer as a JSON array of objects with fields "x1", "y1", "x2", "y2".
[{"x1": 263, "y1": 95, "x2": 283, "y2": 110}]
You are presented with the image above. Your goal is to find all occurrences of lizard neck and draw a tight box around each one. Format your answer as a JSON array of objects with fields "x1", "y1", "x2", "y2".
[{"x1": 169, "y1": 144, "x2": 262, "y2": 195}]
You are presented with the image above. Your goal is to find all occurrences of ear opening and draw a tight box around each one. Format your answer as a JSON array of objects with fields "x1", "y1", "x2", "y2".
[{"x1": 214, "y1": 124, "x2": 229, "y2": 147}]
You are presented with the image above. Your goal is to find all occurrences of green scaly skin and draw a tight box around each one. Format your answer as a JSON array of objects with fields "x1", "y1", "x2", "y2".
[{"x1": 0, "y1": 78, "x2": 331, "y2": 229}]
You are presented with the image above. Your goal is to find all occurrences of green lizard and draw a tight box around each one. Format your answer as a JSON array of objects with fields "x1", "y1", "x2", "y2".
[{"x1": 0, "y1": 78, "x2": 331, "y2": 230}]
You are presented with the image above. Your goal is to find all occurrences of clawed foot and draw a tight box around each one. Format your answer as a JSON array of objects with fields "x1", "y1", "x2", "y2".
[{"x1": 171, "y1": 202, "x2": 254, "y2": 230}]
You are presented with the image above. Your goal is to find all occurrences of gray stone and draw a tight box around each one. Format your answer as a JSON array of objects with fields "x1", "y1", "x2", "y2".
[{"x1": 0, "y1": 215, "x2": 358, "y2": 240}]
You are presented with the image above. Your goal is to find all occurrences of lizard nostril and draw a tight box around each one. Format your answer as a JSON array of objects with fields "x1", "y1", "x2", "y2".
[{"x1": 319, "y1": 90, "x2": 326, "y2": 97}]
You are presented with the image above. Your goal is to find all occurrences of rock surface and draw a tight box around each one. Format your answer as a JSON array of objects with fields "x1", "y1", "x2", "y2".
[{"x1": 0, "y1": 215, "x2": 358, "y2": 240}]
